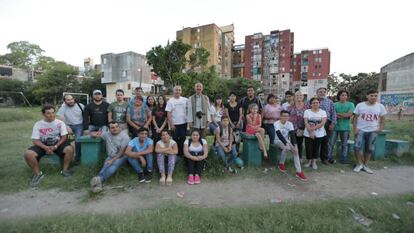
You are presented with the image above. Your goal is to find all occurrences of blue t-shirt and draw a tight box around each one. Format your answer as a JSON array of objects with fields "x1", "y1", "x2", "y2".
[{"x1": 128, "y1": 137, "x2": 153, "y2": 152}]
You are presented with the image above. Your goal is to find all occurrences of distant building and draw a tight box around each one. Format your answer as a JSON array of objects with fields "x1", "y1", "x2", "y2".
[
  {"x1": 177, "y1": 23, "x2": 234, "y2": 78},
  {"x1": 0, "y1": 65, "x2": 42, "y2": 82},
  {"x1": 379, "y1": 52, "x2": 414, "y2": 114},
  {"x1": 101, "y1": 51, "x2": 153, "y2": 102},
  {"x1": 293, "y1": 48, "x2": 331, "y2": 97},
  {"x1": 83, "y1": 57, "x2": 94, "y2": 75},
  {"x1": 232, "y1": 44, "x2": 245, "y2": 78}
]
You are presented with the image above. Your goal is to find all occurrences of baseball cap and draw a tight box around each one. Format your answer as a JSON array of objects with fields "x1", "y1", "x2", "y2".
[{"x1": 93, "y1": 90, "x2": 102, "y2": 95}]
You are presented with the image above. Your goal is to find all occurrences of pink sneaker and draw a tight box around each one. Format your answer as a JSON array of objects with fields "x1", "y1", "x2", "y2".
[
  {"x1": 194, "y1": 175, "x2": 201, "y2": 184},
  {"x1": 187, "y1": 175, "x2": 194, "y2": 185}
]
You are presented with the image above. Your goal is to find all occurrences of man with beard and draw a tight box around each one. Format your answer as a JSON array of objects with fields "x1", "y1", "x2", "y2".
[{"x1": 83, "y1": 90, "x2": 110, "y2": 133}]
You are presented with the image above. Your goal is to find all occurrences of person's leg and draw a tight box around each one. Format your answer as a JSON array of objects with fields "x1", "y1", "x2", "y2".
[
  {"x1": 264, "y1": 123, "x2": 276, "y2": 145},
  {"x1": 175, "y1": 124, "x2": 187, "y2": 156},
  {"x1": 167, "y1": 154, "x2": 177, "y2": 175},
  {"x1": 195, "y1": 160, "x2": 204, "y2": 176},
  {"x1": 296, "y1": 136, "x2": 304, "y2": 159},
  {"x1": 353, "y1": 131, "x2": 365, "y2": 166},
  {"x1": 327, "y1": 131, "x2": 338, "y2": 161},
  {"x1": 364, "y1": 132, "x2": 377, "y2": 166},
  {"x1": 275, "y1": 141, "x2": 287, "y2": 165},
  {"x1": 70, "y1": 124, "x2": 83, "y2": 161},
  {"x1": 145, "y1": 153, "x2": 153, "y2": 173},
  {"x1": 320, "y1": 122, "x2": 331, "y2": 162},
  {"x1": 186, "y1": 158, "x2": 195, "y2": 175},
  {"x1": 62, "y1": 145, "x2": 73, "y2": 171},
  {"x1": 127, "y1": 157, "x2": 144, "y2": 174},
  {"x1": 339, "y1": 131, "x2": 350, "y2": 163},
  {"x1": 157, "y1": 153, "x2": 166, "y2": 175},
  {"x1": 24, "y1": 148, "x2": 42, "y2": 175},
  {"x1": 292, "y1": 145, "x2": 302, "y2": 173},
  {"x1": 304, "y1": 137, "x2": 313, "y2": 164},
  {"x1": 99, "y1": 156, "x2": 127, "y2": 182},
  {"x1": 256, "y1": 128, "x2": 268, "y2": 157},
  {"x1": 215, "y1": 145, "x2": 229, "y2": 167},
  {"x1": 228, "y1": 145, "x2": 237, "y2": 165}
]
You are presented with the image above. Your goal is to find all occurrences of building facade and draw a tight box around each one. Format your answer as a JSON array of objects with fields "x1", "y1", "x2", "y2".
[
  {"x1": 101, "y1": 51, "x2": 152, "y2": 102},
  {"x1": 232, "y1": 44, "x2": 245, "y2": 78},
  {"x1": 176, "y1": 23, "x2": 234, "y2": 78},
  {"x1": 379, "y1": 52, "x2": 414, "y2": 114}
]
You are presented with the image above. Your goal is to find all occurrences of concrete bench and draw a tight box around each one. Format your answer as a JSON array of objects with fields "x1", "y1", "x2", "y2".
[
  {"x1": 269, "y1": 144, "x2": 293, "y2": 165},
  {"x1": 386, "y1": 139, "x2": 410, "y2": 157},
  {"x1": 241, "y1": 133, "x2": 262, "y2": 166},
  {"x1": 76, "y1": 136, "x2": 104, "y2": 166}
]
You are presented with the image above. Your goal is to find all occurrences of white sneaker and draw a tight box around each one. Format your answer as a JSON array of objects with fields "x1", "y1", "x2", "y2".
[
  {"x1": 353, "y1": 164, "x2": 363, "y2": 173},
  {"x1": 363, "y1": 165, "x2": 373, "y2": 174},
  {"x1": 304, "y1": 162, "x2": 311, "y2": 168},
  {"x1": 312, "y1": 162, "x2": 318, "y2": 170},
  {"x1": 90, "y1": 176, "x2": 102, "y2": 188}
]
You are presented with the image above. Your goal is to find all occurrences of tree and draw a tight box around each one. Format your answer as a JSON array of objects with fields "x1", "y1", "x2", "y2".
[
  {"x1": 146, "y1": 40, "x2": 191, "y2": 88},
  {"x1": 80, "y1": 69, "x2": 106, "y2": 97},
  {"x1": 173, "y1": 67, "x2": 220, "y2": 100},
  {"x1": 188, "y1": 47, "x2": 210, "y2": 71},
  {"x1": 32, "y1": 61, "x2": 80, "y2": 104},
  {"x1": 0, "y1": 41, "x2": 45, "y2": 69}
]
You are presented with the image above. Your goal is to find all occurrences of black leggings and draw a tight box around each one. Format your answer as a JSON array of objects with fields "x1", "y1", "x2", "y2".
[
  {"x1": 186, "y1": 157, "x2": 204, "y2": 176},
  {"x1": 305, "y1": 137, "x2": 322, "y2": 160},
  {"x1": 296, "y1": 136, "x2": 304, "y2": 159}
]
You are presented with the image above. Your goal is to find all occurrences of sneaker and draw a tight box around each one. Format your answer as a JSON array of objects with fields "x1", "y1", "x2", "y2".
[
  {"x1": 278, "y1": 164, "x2": 287, "y2": 173},
  {"x1": 312, "y1": 162, "x2": 318, "y2": 170},
  {"x1": 90, "y1": 176, "x2": 102, "y2": 188},
  {"x1": 362, "y1": 165, "x2": 373, "y2": 174},
  {"x1": 227, "y1": 167, "x2": 237, "y2": 174},
  {"x1": 328, "y1": 159, "x2": 336, "y2": 164},
  {"x1": 30, "y1": 171, "x2": 44, "y2": 187},
  {"x1": 138, "y1": 172, "x2": 145, "y2": 183},
  {"x1": 321, "y1": 160, "x2": 329, "y2": 165},
  {"x1": 145, "y1": 172, "x2": 152, "y2": 183},
  {"x1": 296, "y1": 172, "x2": 308, "y2": 181},
  {"x1": 353, "y1": 164, "x2": 364, "y2": 173},
  {"x1": 187, "y1": 175, "x2": 194, "y2": 185},
  {"x1": 166, "y1": 176, "x2": 173, "y2": 186},
  {"x1": 194, "y1": 175, "x2": 201, "y2": 184},
  {"x1": 60, "y1": 170, "x2": 72, "y2": 177},
  {"x1": 303, "y1": 162, "x2": 312, "y2": 168}
]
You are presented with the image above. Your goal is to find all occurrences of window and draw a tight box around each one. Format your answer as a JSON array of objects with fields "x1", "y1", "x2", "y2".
[
  {"x1": 197, "y1": 28, "x2": 200, "y2": 33},
  {"x1": 101, "y1": 72, "x2": 104, "y2": 78},
  {"x1": 103, "y1": 58, "x2": 107, "y2": 64},
  {"x1": 122, "y1": 70, "x2": 127, "y2": 77}
]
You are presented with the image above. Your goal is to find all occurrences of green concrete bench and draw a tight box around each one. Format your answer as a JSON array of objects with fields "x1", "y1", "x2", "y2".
[
  {"x1": 241, "y1": 133, "x2": 262, "y2": 166},
  {"x1": 386, "y1": 139, "x2": 410, "y2": 157},
  {"x1": 76, "y1": 136, "x2": 103, "y2": 166},
  {"x1": 269, "y1": 144, "x2": 293, "y2": 165}
]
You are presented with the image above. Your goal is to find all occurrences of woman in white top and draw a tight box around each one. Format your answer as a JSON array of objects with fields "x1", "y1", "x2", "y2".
[
  {"x1": 303, "y1": 97, "x2": 327, "y2": 170},
  {"x1": 183, "y1": 129, "x2": 208, "y2": 185},
  {"x1": 155, "y1": 130, "x2": 178, "y2": 185},
  {"x1": 209, "y1": 95, "x2": 224, "y2": 134}
]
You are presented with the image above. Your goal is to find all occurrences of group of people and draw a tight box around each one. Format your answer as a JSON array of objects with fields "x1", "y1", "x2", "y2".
[{"x1": 24, "y1": 82, "x2": 387, "y2": 191}]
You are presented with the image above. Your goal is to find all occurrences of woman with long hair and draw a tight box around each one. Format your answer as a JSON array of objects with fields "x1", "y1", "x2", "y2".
[{"x1": 151, "y1": 95, "x2": 168, "y2": 143}]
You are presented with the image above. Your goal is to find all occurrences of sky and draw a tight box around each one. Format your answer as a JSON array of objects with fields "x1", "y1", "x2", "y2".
[{"x1": 1, "y1": 0, "x2": 413, "y2": 75}]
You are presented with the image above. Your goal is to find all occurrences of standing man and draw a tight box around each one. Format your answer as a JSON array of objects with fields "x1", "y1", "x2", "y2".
[
  {"x1": 240, "y1": 86, "x2": 263, "y2": 130},
  {"x1": 282, "y1": 90, "x2": 294, "y2": 111},
  {"x1": 353, "y1": 90, "x2": 387, "y2": 174},
  {"x1": 166, "y1": 85, "x2": 189, "y2": 156},
  {"x1": 316, "y1": 87, "x2": 337, "y2": 164},
  {"x1": 83, "y1": 89, "x2": 110, "y2": 133},
  {"x1": 24, "y1": 105, "x2": 73, "y2": 187},
  {"x1": 328, "y1": 90, "x2": 354, "y2": 164},
  {"x1": 108, "y1": 89, "x2": 128, "y2": 133},
  {"x1": 57, "y1": 94, "x2": 84, "y2": 162},
  {"x1": 187, "y1": 82, "x2": 211, "y2": 138}
]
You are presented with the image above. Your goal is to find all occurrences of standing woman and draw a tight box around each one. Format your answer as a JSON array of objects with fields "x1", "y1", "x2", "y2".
[
  {"x1": 184, "y1": 129, "x2": 208, "y2": 185},
  {"x1": 303, "y1": 97, "x2": 327, "y2": 169},
  {"x1": 209, "y1": 95, "x2": 225, "y2": 135},
  {"x1": 245, "y1": 103, "x2": 268, "y2": 158},
  {"x1": 288, "y1": 91, "x2": 307, "y2": 158},
  {"x1": 224, "y1": 92, "x2": 243, "y2": 152},
  {"x1": 263, "y1": 94, "x2": 283, "y2": 145},
  {"x1": 127, "y1": 96, "x2": 152, "y2": 136},
  {"x1": 146, "y1": 95, "x2": 157, "y2": 138},
  {"x1": 152, "y1": 95, "x2": 168, "y2": 143}
]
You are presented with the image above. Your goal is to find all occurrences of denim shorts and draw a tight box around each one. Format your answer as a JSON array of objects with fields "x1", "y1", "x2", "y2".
[{"x1": 354, "y1": 131, "x2": 377, "y2": 154}]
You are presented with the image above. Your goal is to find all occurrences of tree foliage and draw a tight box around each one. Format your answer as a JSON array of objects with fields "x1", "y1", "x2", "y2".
[
  {"x1": 80, "y1": 69, "x2": 106, "y2": 96},
  {"x1": 188, "y1": 47, "x2": 210, "y2": 71},
  {"x1": 0, "y1": 41, "x2": 45, "y2": 69},
  {"x1": 328, "y1": 72, "x2": 379, "y2": 103}
]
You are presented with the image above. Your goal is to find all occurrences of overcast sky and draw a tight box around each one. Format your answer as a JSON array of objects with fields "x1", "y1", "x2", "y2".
[{"x1": 1, "y1": 0, "x2": 413, "y2": 75}]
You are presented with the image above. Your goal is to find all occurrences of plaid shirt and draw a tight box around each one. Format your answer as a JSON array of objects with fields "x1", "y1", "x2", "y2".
[{"x1": 318, "y1": 97, "x2": 337, "y2": 124}]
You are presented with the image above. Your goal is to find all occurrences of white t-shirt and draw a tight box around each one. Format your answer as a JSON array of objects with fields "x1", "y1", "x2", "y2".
[
  {"x1": 31, "y1": 119, "x2": 68, "y2": 145},
  {"x1": 354, "y1": 102, "x2": 387, "y2": 132},
  {"x1": 157, "y1": 139, "x2": 177, "y2": 149},
  {"x1": 282, "y1": 102, "x2": 290, "y2": 111},
  {"x1": 210, "y1": 105, "x2": 224, "y2": 123},
  {"x1": 303, "y1": 109, "x2": 327, "y2": 138},
  {"x1": 57, "y1": 103, "x2": 84, "y2": 125},
  {"x1": 273, "y1": 120, "x2": 294, "y2": 143},
  {"x1": 166, "y1": 97, "x2": 188, "y2": 125},
  {"x1": 184, "y1": 138, "x2": 207, "y2": 153}
]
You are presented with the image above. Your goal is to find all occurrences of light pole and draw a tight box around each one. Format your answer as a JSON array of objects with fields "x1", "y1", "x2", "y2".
[{"x1": 137, "y1": 68, "x2": 142, "y2": 87}]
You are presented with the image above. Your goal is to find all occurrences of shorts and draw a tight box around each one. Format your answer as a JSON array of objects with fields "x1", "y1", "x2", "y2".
[
  {"x1": 28, "y1": 142, "x2": 71, "y2": 161},
  {"x1": 354, "y1": 131, "x2": 377, "y2": 154}
]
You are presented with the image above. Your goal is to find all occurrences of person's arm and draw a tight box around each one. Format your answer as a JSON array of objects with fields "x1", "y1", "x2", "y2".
[
  {"x1": 228, "y1": 128, "x2": 234, "y2": 147},
  {"x1": 276, "y1": 130, "x2": 288, "y2": 145},
  {"x1": 315, "y1": 117, "x2": 327, "y2": 129},
  {"x1": 125, "y1": 144, "x2": 153, "y2": 158},
  {"x1": 32, "y1": 139, "x2": 53, "y2": 154},
  {"x1": 215, "y1": 128, "x2": 225, "y2": 149},
  {"x1": 187, "y1": 98, "x2": 193, "y2": 125},
  {"x1": 183, "y1": 143, "x2": 197, "y2": 160},
  {"x1": 152, "y1": 115, "x2": 160, "y2": 130},
  {"x1": 167, "y1": 112, "x2": 174, "y2": 130},
  {"x1": 378, "y1": 116, "x2": 385, "y2": 132},
  {"x1": 144, "y1": 110, "x2": 152, "y2": 129},
  {"x1": 106, "y1": 145, "x2": 127, "y2": 165},
  {"x1": 238, "y1": 105, "x2": 243, "y2": 126},
  {"x1": 164, "y1": 143, "x2": 178, "y2": 155},
  {"x1": 127, "y1": 111, "x2": 139, "y2": 130},
  {"x1": 108, "y1": 112, "x2": 113, "y2": 123},
  {"x1": 155, "y1": 142, "x2": 167, "y2": 154}
]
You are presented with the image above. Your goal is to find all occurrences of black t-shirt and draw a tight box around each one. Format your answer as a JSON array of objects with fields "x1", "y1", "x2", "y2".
[
  {"x1": 240, "y1": 96, "x2": 263, "y2": 116},
  {"x1": 152, "y1": 107, "x2": 167, "y2": 128},
  {"x1": 225, "y1": 102, "x2": 241, "y2": 123},
  {"x1": 83, "y1": 101, "x2": 110, "y2": 129}
]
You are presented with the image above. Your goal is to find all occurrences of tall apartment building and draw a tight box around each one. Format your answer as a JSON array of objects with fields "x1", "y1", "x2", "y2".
[
  {"x1": 176, "y1": 23, "x2": 234, "y2": 78},
  {"x1": 101, "y1": 51, "x2": 152, "y2": 102},
  {"x1": 292, "y1": 48, "x2": 331, "y2": 97},
  {"x1": 244, "y1": 30, "x2": 294, "y2": 95},
  {"x1": 232, "y1": 44, "x2": 245, "y2": 78}
]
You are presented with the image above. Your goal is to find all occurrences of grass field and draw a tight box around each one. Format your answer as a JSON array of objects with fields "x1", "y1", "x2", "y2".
[
  {"x1": 1, "y1": 194, "x2": 414, "y2": 233},
  {"x1": 0, "y1": 107, "x2": 413, "y2": 194}
]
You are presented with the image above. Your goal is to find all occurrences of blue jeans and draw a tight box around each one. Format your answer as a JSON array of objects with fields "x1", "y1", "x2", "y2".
[
  {"x1": 328, "y1": 131, "x2": 350, "y2": 162},
  {"x1": 68, "y1": 124, "x2": 83, "y2": 160},
  {"x1": 354, "y1": 131, "x2": 377, "y2": 154},
  {"x1": 128, "y1": 153, "x2": 153, "y2": 173},
  {"x1": 98, "y1": 156, "x2": 128, "y2": 182},
  {"x1": 209, "y1": 122, "x2": 221, "y2": 135},
  {"x1": 215, "y1": 145, "x2": 239, "y2": 167},
  {"x1": 263, "y1": 123, "x2": 276, "y2": 145}
]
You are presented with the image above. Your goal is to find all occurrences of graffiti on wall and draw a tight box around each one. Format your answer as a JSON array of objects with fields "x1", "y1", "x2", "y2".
[{"x1": 380, "y1": 93, "x2": 414, "y2": 114}]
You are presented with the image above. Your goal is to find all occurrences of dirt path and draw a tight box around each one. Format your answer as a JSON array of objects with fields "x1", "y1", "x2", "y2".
[{"x1": 1, "y1": 166, "x2": 414, "y2": 219}]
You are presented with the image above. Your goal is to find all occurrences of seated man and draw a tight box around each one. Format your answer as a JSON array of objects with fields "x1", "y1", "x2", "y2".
[
  {"x1": 125, "y1": 127, "x2": 153, "y2": 183},
  {"x1": 24, "y1": 104, "x2": 73, "y2": 187},
  {"x1": 274, "y1": 110, "x2": 307, "y2": 181},
  {"x1": 89, "y1": 121, "x2": 130, "y2": 192}
]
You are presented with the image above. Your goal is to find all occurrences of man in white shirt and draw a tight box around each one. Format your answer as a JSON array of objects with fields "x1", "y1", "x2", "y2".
[
  {"x1": 166, "y1": 85, "x2": 189, "y2": 156},
  {"x1": 353, "y1": 90, "x2": 387, "y2": 174},
  {"x1": 24, "y1": 105, "x2": 74, "y2": 187}
]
